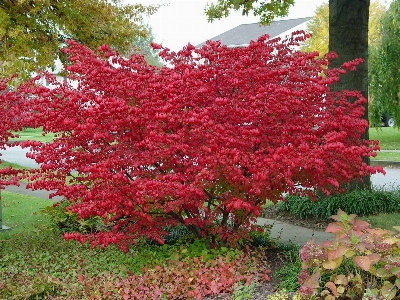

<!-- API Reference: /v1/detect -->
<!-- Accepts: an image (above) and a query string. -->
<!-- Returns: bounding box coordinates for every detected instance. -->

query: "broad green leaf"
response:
[323,256,343,270]
[376,268,391,278]
[380,282,397,300]
[344,249,355,258]
[395,278,400,289]
[337,285,345,294]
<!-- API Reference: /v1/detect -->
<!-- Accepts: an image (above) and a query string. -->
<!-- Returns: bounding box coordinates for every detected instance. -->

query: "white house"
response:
[196,17,309,49]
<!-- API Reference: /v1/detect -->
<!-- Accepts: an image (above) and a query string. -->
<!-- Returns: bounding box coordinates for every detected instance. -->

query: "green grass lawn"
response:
[10,127,54,143]
[359,213,400,230]
[0,191,270,299]
[1,191,52,235]
[0,160,29,170]
[369,127,400,150]
[371,151,400,161]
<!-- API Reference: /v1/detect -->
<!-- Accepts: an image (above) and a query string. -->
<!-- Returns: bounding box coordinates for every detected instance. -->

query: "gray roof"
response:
[196,17,309,48]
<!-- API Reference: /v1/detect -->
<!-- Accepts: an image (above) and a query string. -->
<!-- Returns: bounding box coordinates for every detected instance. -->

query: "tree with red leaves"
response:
[12,32,382,250]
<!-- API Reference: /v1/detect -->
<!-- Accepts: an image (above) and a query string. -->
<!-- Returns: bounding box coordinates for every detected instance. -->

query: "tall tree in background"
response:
[328,0,371,189]
[0,0,159,78]
[301,1,386,55]
[130,26,163,67]
[301,1,388,128]
[205,0,294,24]
[300,3,329,55]
[206,0,373,189]
[369,0,400,127]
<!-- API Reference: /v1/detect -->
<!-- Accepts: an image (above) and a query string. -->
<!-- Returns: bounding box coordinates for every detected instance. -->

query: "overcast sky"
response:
[128,0,327,52]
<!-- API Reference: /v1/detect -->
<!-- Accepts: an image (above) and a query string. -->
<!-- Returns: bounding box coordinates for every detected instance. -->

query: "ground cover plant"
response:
[0,193,274,299]
[2,31,383,251]
[298,209,400,300]
[1,229,273,299]
[2,180,400,299]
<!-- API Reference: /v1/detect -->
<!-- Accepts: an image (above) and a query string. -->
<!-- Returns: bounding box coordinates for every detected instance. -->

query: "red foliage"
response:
[113,254,262,299]
[11,31,382,249]
[0,77,26,186]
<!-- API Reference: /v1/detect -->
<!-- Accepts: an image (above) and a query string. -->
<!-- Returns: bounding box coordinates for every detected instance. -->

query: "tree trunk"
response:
[329,0,371,190]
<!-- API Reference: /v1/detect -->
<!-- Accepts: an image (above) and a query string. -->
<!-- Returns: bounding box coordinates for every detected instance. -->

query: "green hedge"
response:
[280,189,400,219]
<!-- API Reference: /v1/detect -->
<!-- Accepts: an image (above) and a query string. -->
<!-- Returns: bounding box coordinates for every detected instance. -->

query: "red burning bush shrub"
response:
[0,77,26,186]
[11,31,382,250]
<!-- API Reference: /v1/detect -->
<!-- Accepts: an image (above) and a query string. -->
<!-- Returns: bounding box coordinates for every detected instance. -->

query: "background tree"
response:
[328,0,371,189]
[369,0,400,127]
[206,0,374,189]
[11,35,381,250]
[205,0,294,24]
[300,3,329,55]
[130,26,163,67]
[301,1,386,55]
[0,0,159,78]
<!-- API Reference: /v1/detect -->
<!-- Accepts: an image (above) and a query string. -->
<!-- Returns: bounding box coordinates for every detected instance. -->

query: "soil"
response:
[208,206,333,299]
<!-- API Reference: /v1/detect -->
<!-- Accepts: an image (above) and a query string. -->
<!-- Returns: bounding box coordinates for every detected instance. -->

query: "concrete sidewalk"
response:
[257,218,333,246]
[4,182,63,201]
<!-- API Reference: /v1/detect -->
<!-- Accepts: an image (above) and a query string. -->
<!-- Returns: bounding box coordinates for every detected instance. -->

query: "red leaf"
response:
[209,280,219,294]
[326,222,343,234]
[353,256,371,271]
[325,281,338,296]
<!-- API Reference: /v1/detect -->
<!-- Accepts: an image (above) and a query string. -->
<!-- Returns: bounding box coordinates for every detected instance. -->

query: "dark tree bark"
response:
[329,0,371,190]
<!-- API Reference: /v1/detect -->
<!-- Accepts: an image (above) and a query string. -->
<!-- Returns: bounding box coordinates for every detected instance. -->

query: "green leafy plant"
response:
[113,252,269,299]
[0,225,274,299]
[266,289,303,300]
[274,242,302,292]
[40,200,108,234]
[281,189,400,219]
[249,224,275,248]
[298,209,400,299]
[276,260,302,292]
[232,281,257,299]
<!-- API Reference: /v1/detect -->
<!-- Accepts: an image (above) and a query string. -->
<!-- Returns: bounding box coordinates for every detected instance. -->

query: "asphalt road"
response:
[0,145,40,168]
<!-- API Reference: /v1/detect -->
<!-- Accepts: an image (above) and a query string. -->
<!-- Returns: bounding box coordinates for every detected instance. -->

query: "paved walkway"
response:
[4,182,63,201]
[256,218,333,246]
